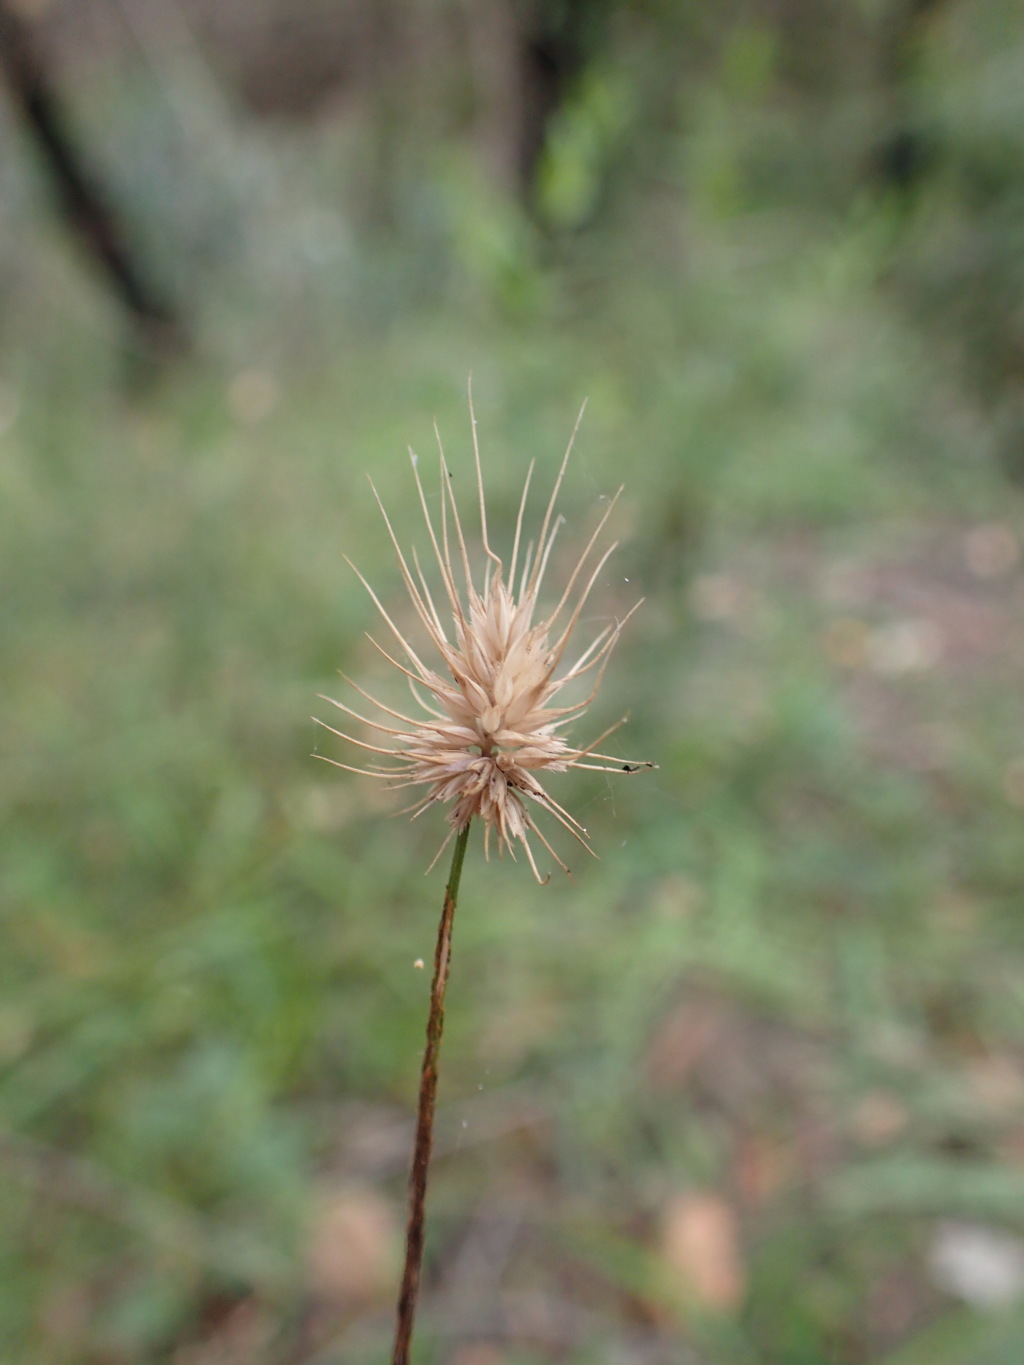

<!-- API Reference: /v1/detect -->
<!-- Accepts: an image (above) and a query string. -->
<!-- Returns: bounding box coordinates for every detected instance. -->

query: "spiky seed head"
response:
[316,397,653,881]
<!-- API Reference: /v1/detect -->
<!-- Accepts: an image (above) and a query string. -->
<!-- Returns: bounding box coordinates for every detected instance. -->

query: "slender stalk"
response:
[391,820,472,1365]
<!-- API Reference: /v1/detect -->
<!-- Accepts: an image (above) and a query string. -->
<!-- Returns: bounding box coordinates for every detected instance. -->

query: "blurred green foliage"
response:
[4,1,1024,1362]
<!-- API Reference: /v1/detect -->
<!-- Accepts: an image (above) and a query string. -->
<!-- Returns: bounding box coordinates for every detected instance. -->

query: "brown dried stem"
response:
[391,819,472,1365]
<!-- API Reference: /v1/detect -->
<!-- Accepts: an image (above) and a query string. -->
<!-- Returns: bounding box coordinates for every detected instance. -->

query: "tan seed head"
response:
[316,396,653,881]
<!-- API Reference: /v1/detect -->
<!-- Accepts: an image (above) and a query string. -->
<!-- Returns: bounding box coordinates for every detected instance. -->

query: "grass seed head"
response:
[316,397,653,881]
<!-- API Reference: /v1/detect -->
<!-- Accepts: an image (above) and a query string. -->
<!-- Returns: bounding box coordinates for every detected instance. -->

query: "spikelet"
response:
[316,398,653,881]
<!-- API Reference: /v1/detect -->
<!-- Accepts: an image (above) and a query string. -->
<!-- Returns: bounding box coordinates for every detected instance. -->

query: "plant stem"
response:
[391,821,472,1365]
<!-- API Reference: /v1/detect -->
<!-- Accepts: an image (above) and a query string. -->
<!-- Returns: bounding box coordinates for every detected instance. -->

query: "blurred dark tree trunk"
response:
[515,0,597,201]
[872,0,948,195]
[0,0,187,356]
[467,0,613,209]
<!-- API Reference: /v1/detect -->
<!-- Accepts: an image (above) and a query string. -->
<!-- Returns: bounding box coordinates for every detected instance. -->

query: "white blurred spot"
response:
[867,619,943,676]
[929,1223,1024,1308]
[413,959,425,970]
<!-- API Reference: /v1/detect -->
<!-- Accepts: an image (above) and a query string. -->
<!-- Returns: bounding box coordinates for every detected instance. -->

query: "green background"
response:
[4,2,1024,1361]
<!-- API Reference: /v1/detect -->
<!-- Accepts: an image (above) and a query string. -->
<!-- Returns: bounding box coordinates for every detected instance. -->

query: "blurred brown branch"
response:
[0,0,188,357]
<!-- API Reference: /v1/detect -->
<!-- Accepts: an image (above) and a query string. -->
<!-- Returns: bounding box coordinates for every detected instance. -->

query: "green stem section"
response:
[391,821,472,1365]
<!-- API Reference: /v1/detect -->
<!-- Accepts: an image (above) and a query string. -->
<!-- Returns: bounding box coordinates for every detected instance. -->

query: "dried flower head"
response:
[317,399,653,881]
